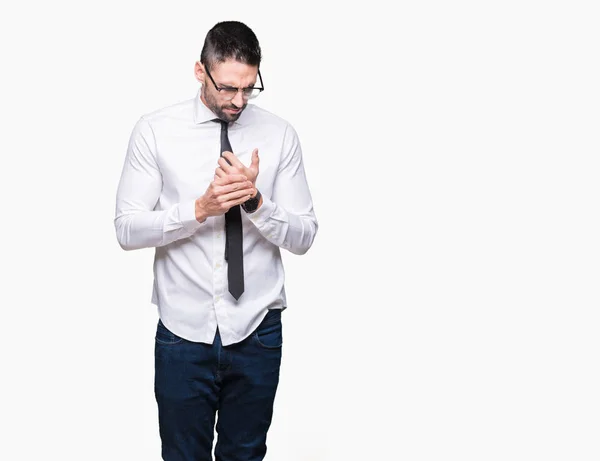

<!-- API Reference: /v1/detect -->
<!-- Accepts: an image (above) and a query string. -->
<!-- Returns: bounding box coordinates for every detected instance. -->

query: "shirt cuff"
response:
[179,199,205,233]
[246,194,276,228]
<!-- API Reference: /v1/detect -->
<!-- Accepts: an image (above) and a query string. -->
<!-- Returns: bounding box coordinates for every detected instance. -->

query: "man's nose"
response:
[232,90,245,107]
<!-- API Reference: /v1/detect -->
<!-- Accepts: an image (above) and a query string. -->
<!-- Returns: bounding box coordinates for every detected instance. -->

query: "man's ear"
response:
[194,61,205,84]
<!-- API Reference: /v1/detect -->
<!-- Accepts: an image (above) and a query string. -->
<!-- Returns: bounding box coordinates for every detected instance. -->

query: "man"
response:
[114,21,318,461]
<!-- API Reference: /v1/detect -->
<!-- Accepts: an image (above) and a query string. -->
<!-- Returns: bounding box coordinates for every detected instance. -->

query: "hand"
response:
[215,149,260,189]
[195,174,255,223]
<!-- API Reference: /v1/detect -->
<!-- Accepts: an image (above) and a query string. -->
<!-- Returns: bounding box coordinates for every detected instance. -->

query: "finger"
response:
[251,148,259,168]
[221,194,254,211]
[213,173,247,186]
[220,150,234,166]
[218,157,238,174]
[219,180,253,194]
[219,188,254,203]
[214,180,250,193]
[214,167,227,179]
[222,151,246,170]
[221,173,247,184]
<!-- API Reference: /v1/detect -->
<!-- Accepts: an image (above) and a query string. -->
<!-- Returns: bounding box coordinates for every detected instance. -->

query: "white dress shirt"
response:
[114,89,318,345]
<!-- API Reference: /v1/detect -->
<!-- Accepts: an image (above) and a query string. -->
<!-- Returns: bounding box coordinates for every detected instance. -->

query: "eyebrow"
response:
[219,82,258,90]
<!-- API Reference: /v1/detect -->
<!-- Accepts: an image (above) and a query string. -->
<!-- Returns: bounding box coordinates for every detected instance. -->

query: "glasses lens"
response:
[221,89,238,100]
[221,88,262,100]
[246,88,262,99]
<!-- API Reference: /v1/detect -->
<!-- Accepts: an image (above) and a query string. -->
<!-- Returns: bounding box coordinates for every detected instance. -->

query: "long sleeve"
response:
[114,117,205,251]
[246,124,318,255]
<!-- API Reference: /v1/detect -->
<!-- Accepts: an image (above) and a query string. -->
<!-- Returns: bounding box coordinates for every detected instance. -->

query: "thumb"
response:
[251,148,260,169]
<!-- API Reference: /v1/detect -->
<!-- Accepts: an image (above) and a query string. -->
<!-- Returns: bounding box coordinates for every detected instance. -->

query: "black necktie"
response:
[215,119,244,300]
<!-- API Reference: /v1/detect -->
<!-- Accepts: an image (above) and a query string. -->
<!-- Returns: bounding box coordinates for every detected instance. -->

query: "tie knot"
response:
[213,118,228,130]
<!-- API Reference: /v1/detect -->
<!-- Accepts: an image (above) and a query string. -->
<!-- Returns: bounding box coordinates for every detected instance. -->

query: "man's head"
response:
[195,21,262,123]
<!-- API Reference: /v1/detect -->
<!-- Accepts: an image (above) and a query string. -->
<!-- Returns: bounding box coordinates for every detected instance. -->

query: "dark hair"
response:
[200,21,261,71]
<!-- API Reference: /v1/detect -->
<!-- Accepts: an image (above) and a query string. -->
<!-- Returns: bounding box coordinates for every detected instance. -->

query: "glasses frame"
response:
[203,64,264,100]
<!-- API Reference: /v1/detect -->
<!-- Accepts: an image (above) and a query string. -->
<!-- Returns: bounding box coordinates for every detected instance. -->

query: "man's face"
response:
[196,59,258,123]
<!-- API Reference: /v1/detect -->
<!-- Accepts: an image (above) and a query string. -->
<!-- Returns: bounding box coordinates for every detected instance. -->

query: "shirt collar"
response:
[193,88,249,126]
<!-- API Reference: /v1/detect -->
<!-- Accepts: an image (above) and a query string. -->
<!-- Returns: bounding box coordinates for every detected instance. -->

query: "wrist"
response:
[242,189,262,214]
[195,198,208,223]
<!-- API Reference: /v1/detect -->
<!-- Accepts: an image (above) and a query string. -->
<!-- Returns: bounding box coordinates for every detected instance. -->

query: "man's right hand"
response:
[195,174,256,223]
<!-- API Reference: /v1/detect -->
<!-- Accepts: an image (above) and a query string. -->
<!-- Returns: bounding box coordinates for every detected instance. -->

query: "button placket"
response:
[212,214,228,306]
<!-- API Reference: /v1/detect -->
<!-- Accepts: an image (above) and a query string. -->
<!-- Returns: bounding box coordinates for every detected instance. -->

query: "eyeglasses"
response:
[204,65,264,100]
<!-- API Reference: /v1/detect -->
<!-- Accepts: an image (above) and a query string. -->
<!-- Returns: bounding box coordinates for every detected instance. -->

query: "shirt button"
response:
[215,295,221,303]
[215,262,221,270]
[217,232,222,239]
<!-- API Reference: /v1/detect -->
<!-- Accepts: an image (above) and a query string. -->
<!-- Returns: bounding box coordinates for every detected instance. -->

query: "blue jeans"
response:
[154,309,283,461]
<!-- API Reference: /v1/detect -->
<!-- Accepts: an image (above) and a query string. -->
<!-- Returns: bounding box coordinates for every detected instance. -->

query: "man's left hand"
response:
[215,149,260,189]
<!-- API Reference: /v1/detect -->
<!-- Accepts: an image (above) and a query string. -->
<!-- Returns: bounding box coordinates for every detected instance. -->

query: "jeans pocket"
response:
[155,319,184,345]
[253,311,283,349]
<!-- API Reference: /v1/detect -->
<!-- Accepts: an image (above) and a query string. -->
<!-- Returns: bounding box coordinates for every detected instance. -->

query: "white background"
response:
[1,1,599,460]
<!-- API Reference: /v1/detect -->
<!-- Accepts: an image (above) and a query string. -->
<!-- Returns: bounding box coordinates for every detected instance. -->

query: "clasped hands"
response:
[195,149,260,223]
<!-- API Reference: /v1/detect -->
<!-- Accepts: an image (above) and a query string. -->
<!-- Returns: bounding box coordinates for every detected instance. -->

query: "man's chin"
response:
[222,107,244,120]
